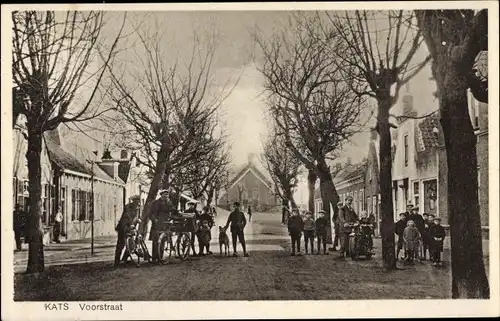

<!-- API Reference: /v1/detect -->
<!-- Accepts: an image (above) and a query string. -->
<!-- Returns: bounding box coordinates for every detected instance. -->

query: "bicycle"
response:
[157,219,193,265]
[124,220,152,267]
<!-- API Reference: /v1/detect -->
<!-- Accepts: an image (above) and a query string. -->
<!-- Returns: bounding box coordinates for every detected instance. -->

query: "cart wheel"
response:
[126,236,139,267]
[177,232,191,261]
[158,235,172,265]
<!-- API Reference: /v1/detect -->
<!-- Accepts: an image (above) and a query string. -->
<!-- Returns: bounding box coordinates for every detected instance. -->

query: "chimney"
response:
[247,153,255,164]
[398,84,417,124]
[98,149,119,180]
[120,149,128,160]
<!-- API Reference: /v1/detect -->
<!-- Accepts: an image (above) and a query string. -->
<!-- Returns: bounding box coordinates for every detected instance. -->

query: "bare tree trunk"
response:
[139,143,169,235]
[307,169,317,213]
[438,68,489,298]
[206,186,215,206]
[317,160,339,243]
[26,130,45,274]
[377,99,397,270]
[284,187,297,209]
[281,198,288,223]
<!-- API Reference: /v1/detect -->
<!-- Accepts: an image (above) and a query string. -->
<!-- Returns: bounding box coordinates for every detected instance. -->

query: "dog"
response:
[218,226,230,256]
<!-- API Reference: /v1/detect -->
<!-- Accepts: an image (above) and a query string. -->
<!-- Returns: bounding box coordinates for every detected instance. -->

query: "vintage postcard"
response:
[1,1,499,320]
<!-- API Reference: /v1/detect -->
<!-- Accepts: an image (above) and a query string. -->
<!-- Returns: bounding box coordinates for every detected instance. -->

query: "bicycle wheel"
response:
[126,236,140,267]
[158,233,173,265]
[176,232,192,261]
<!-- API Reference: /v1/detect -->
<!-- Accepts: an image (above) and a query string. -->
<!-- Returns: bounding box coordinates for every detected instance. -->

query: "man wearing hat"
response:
[114,194,141,266]
[338,195,358,258]
[150,189,176,263]
[223,201,249,257]
[185,201,200,256]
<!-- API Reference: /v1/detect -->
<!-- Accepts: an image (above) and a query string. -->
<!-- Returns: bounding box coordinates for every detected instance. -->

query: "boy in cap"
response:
[395,212,408,260]
[429,217,446,267]
[184,201,200,256]
[114,195,142,266]
[224,201,249,257]
[303,211,315,255]
[287,208,304,256]
[149,189,176,263]
[315,210,329,255]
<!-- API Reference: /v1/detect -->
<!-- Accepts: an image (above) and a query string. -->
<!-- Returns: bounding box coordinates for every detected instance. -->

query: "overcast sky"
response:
[62,11,439,197]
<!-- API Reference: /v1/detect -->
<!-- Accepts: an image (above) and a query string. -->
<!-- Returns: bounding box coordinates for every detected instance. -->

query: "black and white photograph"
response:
[1,2,498,320]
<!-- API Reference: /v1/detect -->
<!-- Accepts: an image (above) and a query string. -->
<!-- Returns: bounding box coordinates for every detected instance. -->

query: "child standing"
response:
[303,211,315,255]
[315,210,329,255]
[429,217,446,267]
[287,208,304,256]
[403,220,421,265]
[395,213,408,260]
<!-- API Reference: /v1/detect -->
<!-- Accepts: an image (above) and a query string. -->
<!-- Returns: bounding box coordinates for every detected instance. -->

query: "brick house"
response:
[218,155,279,212]
[314,162,367,216]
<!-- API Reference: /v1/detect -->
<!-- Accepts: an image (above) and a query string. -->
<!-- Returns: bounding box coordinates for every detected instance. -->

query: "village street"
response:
[14,209,489,301]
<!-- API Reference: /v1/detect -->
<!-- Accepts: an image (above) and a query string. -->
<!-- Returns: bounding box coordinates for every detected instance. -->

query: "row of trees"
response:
[12,11,232,273]
[257,10,489,298]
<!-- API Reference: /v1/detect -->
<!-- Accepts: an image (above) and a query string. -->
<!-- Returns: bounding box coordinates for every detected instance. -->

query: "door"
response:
[423,179,438,216]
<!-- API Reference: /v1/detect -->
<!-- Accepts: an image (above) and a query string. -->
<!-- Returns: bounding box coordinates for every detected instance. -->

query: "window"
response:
[79,190,87,221]
[42,184,49,225]
[71,189,79,221]
[373,195,378,215]
[367,196,371,214]
[353,190,358,212]
[87,191,93,221]
[413,181,420,208]
[404,134,409,167]
[16,179,29,211]
[61,187,67,220]
[359,189,364,211]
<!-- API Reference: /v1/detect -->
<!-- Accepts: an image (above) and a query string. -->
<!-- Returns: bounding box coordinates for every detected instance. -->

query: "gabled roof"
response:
[44,129,125,184]
[226,162,273,192]
[333,161,367,185]
[417,113,442,151]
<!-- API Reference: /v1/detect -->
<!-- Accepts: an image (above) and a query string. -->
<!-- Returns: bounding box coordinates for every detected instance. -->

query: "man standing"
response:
[149,189,176,263]
[13,204,25,252]
[338,195,358,258]
[53,206,63,243]
[247,205,252,222]
[114,195,141,266]
[185,201,200,256]
[224,201,249,257]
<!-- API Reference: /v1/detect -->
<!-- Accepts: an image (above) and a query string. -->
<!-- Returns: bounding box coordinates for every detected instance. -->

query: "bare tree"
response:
[106,19,237,234]
[261,126,302,211]
[254,14,368,241]
[415,9,488,298]
[314,10,430,270]
[12,11,126,273]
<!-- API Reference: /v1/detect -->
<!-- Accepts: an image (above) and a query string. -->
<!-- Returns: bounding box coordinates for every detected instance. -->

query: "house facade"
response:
[218,155,279,212]
[364,130,381,235]
[13,121,128,243]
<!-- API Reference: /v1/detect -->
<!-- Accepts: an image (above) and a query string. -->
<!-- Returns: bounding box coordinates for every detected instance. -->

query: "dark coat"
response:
[116,202,139,232]
[288,215,304,234]
[149,198,176,240]
[315,217,328,235]
[395,219,408,237]
[225,209,247,232]
[338,205,358,233]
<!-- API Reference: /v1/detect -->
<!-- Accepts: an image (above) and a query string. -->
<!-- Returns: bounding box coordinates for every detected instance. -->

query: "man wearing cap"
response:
[429,217,446,266]
[315,210,329,255]
[114,195,141,266]
[150,189,176,263]
[338,195,358,258]
[184,201,200,256]
[223,201,249,257]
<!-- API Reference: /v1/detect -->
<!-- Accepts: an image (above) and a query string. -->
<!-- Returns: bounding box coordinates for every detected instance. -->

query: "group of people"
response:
[114,189,219,267]
[395,203,446,266]
[287,208,329,255]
